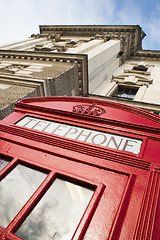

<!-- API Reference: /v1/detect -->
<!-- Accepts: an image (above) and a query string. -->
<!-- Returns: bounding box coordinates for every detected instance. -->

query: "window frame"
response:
[0,155,104,240]
[111,84,139,100]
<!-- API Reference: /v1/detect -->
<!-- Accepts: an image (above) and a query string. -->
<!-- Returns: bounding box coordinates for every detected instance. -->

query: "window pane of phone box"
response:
[0,164,47,228]
[16,178,94,240]
[0,157,11,171]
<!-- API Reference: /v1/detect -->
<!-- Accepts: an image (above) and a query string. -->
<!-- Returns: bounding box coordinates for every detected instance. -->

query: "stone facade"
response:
[0,50,86,119]
[0,25,160,118]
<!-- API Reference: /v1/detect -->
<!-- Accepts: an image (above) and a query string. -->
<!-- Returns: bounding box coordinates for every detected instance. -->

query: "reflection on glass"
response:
[0,164,47,228]
[16,178,94,240]
[0,158,10,171]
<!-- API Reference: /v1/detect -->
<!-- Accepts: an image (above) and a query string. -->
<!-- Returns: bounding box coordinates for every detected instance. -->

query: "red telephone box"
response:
[0,96,160,240]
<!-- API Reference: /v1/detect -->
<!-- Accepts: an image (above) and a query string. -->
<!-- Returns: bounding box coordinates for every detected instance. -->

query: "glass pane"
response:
[0,158,10,171]
[16,178,94,240]
[113,87,138,100]
[0,164,47,228]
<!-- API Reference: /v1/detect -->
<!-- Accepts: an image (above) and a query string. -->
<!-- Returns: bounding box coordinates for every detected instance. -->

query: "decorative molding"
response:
[32,35,80,53]
[72,104,106,116]
[38,25,146,65]
[134,170,160,239]
[134,50,160,60]
[111,74,153,86]
[0,50,88,97]
[39,25,145,39]
[124,69,150,76]
[0,62,30,74]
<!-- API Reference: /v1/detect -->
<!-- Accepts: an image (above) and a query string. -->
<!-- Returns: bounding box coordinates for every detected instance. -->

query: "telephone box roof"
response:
[15,96,160,129]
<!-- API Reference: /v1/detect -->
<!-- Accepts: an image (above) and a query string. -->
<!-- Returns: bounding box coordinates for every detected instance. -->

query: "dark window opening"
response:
[112,86,138,100]
[133,65,148,71]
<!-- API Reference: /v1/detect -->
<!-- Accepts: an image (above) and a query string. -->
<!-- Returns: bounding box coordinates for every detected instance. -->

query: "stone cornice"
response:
[38,25,146,64]
[133,50,160,60]
[0,49,88,97]
[39,25,145,39]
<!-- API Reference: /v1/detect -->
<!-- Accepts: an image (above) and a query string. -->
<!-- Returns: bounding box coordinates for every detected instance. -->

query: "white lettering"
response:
[16,117,142,154]
[24,118,38,128]
[51,124,68,136]
[32,120,49,131]
[63,127,79,138]
[76,130,92,142]
[91,134,107,145]
[122,139,138,153]
[106,136,123,150]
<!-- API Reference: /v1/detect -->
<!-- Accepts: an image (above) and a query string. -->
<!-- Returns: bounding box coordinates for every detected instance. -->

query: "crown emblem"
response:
[72,104,106,116]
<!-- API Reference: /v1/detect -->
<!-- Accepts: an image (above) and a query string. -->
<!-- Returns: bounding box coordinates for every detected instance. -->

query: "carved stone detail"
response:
[0,63,29,74]
[91,33,121,42]
[31,33,61,42]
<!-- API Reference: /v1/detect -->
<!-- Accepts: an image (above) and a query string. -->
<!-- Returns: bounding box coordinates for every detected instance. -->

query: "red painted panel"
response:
[0,140,150,239]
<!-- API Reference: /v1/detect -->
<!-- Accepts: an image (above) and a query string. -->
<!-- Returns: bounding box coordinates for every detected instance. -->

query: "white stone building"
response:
[0,25,160,118]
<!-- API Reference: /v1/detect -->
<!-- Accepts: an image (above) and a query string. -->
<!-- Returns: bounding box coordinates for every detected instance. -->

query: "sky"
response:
[0,0,160,50]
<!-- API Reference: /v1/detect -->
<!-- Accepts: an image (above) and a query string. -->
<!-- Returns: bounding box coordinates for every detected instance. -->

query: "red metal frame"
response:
[0,96,160,239]
[0,156,105,240]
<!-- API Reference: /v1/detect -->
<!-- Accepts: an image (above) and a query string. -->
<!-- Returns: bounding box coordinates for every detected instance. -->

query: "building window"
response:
[111,86,138,100]
[133,65,148,71]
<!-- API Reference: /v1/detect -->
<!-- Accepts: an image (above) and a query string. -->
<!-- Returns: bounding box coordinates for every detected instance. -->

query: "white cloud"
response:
[143,17,160,50]
[0,0,39,45]
[0,0,159,50]
[139,1,160,50]
[108,0,160,50]
[37,0,116,25]
[0,0,117,45]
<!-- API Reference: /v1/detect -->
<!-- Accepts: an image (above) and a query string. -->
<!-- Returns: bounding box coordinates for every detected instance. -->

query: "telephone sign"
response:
[16,116,142,154]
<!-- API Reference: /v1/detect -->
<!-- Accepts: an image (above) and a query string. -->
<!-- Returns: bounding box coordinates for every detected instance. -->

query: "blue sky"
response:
[0,0,160,50]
